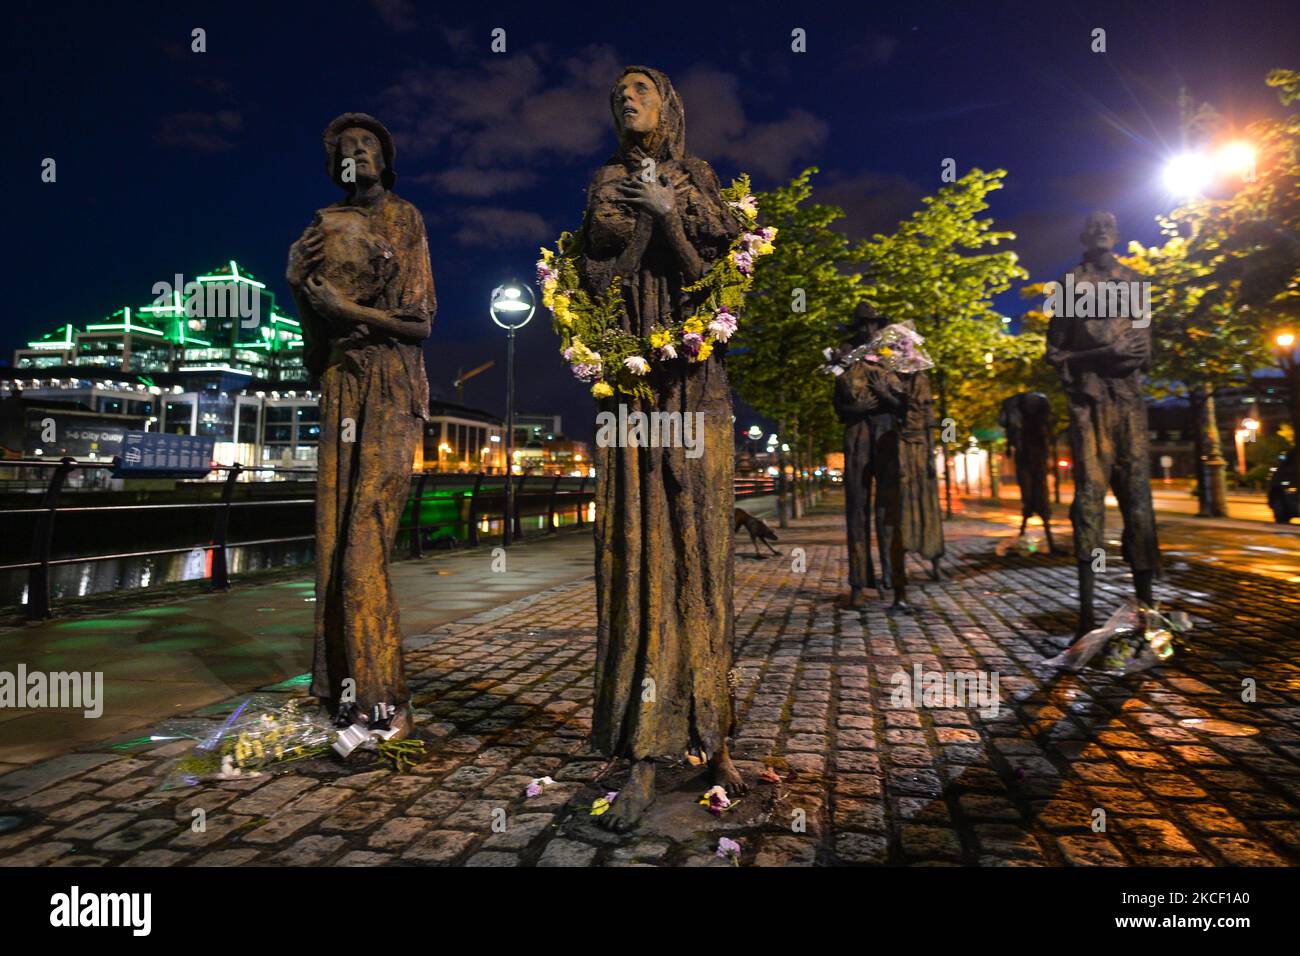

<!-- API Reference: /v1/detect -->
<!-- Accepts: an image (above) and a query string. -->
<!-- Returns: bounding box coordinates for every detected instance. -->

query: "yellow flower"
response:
[684,316,706,334]
[880,346,893,357]
[755,240,774,256]
[539,247,554,264]
[650,329,672,349]
[592,381,613,399]
[695,339,714,362]
[552,295,572,326]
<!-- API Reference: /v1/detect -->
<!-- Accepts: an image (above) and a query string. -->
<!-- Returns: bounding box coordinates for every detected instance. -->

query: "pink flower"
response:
[716,837,741,863]
[732,250,754,275]
[708,309,737,342]
[682,332,704,357]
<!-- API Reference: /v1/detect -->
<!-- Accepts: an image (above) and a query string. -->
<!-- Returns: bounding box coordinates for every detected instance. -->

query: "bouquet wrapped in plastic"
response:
[820,323,935,376]
[161,697,335,789]
[1048,603,1193,675]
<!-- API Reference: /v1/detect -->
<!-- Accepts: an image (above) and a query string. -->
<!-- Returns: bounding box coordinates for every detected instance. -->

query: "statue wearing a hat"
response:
[287,113,433,740]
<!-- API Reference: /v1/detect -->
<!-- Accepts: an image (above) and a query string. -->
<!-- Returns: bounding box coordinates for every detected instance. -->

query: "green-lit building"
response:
[4,261,321,470]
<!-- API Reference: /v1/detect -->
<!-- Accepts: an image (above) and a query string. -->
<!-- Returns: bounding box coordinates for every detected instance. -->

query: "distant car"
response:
[1268,450,1299,524]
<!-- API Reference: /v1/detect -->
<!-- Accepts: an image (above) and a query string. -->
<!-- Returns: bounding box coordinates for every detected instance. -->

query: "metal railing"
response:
[2,459,776,620]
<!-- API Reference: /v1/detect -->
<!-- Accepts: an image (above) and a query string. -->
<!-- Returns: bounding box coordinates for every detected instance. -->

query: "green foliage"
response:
[727,167,870,462]
[859,168,1030,436]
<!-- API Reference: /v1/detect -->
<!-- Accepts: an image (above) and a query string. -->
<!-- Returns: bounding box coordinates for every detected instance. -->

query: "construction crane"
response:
[454,360,495,403]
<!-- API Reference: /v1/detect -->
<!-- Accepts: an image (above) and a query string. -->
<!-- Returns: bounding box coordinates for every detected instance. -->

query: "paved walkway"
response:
[2,499,1299,866]
[0,531,597,771]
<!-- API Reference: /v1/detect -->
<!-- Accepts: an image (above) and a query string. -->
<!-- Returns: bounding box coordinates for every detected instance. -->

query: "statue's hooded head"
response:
[610,66,686,163]
[323,112,397,192]
[1080,211,1119,255]
[843,301,887,343]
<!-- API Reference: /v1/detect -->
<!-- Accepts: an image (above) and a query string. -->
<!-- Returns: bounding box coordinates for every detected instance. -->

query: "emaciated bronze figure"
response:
[581,66,747,831]
[286,113,433,739]
[833,308,944,612]
[999,391,1056,551]
[1046,212,1158,635]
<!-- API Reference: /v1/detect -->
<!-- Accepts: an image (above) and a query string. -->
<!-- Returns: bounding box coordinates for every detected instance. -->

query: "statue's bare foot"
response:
[840,588,868,609]
[709,747,748,798]
[598,759,655,833]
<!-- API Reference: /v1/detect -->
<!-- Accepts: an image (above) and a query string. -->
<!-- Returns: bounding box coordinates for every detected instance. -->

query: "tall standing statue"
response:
[580,67,747,831]
[1046,211,1158,635]
[832,303,891,607]
[876,358,945,611]
[830,312,944,612]
[999,391,1056,551]
[286,113,433,739]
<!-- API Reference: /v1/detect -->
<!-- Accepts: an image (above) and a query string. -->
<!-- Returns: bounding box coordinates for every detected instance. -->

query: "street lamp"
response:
[491,280,535,546]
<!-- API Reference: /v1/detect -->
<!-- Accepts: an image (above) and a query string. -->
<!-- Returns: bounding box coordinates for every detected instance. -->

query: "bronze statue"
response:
[581,66,747,831]
[832,308,944,612]
[999,391,1056,551]
[286,113,433,739]
[1046,212,1158,635]
[876,363,945,611]
[832,303,891,607]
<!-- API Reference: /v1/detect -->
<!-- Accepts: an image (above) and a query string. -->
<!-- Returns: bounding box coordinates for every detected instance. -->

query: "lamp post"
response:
[490,280,535,546]
[1275,331,1299,451]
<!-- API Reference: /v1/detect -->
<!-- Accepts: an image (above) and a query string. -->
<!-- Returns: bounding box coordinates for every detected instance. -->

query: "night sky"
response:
[8,0,1298,442]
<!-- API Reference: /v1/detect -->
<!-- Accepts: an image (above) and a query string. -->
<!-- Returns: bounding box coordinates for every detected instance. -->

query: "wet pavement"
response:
[1,495,1298,867]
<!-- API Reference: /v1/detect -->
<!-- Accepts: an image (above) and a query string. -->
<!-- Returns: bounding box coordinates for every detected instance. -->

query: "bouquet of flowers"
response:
[1048,603,1193,675]
[160,697,335,789]
[820,323,934,376]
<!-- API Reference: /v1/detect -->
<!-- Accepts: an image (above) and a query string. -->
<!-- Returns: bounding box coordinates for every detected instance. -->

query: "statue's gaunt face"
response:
[338,126,385,186]
[617,72,661,135]
[1080,214,1118,255]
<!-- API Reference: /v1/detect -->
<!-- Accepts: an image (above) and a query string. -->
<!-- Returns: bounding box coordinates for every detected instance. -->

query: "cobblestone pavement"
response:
[2,505,1299,867]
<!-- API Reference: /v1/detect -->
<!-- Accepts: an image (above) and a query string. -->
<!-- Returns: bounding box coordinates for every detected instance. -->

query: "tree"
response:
[728,167,869,519]
[859,168,1031,513]
[1180,69,1300,445]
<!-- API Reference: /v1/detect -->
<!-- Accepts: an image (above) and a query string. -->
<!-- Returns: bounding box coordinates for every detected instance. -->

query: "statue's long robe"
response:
[999,392,1054,522]
[289,191,433,720]
[1046,255,1158,571]
[884,371,945,562]
[579,68,743,760]
[833,358,895,589]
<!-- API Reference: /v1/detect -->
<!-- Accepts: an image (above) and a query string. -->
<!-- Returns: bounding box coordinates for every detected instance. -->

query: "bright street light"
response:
[1163,151,1214,197]
[1217,140,1256,180]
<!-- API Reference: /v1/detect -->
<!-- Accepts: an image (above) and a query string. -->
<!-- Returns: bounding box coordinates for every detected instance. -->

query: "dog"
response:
[735,507,780,558]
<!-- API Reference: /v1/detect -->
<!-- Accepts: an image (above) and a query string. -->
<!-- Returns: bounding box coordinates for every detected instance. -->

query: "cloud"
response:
[382,50,830,195]
[818,170,926,241]
[371,0,417,32]
[452,206,551,248]
[154,110,242,152]
[675,66,828,183]
[381,45,623,194]
[411,167,541,197]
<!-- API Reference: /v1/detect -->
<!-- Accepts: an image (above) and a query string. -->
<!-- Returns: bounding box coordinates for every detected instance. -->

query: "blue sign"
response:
[113,431,215,478]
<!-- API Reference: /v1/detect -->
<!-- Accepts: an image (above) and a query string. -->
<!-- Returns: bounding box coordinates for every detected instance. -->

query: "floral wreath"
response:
[538,174,775,400]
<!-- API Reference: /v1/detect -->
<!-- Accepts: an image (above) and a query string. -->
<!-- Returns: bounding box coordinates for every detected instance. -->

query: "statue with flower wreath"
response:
[538,66,774,832]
